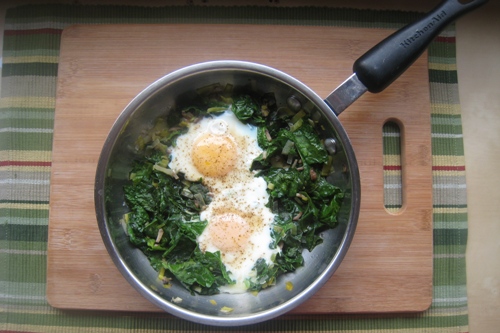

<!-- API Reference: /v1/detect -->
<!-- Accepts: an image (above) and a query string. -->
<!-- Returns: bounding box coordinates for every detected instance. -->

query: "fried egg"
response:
[168,110,280,293]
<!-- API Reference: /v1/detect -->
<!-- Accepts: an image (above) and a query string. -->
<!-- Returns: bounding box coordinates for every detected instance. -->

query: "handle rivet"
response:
[325,138,337,154]
[287,95,302,112]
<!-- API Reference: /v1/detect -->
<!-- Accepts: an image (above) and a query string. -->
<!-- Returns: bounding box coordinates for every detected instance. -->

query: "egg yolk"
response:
[191,133,238,178]
[208,213,250,252]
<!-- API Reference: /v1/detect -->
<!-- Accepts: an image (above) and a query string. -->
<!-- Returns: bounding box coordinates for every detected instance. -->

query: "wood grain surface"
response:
[47,24,433,314]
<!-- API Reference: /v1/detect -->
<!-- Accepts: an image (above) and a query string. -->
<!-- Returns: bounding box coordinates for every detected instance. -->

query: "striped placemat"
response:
[0,4,467,332]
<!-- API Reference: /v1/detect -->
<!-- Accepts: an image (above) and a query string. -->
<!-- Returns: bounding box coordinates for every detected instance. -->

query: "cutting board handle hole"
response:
[383,120,404,214]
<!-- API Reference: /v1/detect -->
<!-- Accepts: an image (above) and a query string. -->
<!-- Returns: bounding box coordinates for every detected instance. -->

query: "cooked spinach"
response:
[231,95,268,126]
[164,250,233,295]
[238,93,344,291]
[124,152,234,294]
[123,86,344,295]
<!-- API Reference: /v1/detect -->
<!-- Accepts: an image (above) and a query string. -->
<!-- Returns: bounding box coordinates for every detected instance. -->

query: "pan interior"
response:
[95,62,359,325]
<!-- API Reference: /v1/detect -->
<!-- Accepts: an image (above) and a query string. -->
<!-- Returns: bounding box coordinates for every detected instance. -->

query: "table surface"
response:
[0,1,498,332]
[47,23,433,314]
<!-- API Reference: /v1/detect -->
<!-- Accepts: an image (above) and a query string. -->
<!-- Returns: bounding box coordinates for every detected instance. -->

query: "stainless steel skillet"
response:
[95,0,488,326]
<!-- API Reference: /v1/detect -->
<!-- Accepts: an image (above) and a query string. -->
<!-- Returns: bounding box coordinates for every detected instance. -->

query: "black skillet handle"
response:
[353,0,488,93]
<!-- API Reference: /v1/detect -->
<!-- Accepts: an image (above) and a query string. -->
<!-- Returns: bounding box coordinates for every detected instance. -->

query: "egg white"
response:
[169,110,261,186]
[198,177,279,293]
[168,110,280,293]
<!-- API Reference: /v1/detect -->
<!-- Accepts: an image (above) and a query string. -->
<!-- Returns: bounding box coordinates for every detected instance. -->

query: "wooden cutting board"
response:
[47,24,433,314]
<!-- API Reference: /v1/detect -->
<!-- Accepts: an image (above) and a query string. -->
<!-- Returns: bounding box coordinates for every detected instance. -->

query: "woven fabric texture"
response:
[0,4,468,332]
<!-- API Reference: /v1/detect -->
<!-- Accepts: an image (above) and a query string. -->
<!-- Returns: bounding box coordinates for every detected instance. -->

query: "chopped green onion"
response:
[265,129,272,141]
[296,192,308,201]
[194,193,206,208]
[181,188,194,198]
[261,104,270,117]
[196,82,222,95]
[150,138,168,152]
[291,109,306,124]
[155,228,164,244]
[135,135,149,151]
[153,164,179,179]
[171,297,183,304]
[220,95,233,104]
[220,306,234,313]
[156,156,169,168]
[289,118,303,132]
[281,140,295,155]
[158,267,166,280]
[321,155,334,176]
[207,106,228,113]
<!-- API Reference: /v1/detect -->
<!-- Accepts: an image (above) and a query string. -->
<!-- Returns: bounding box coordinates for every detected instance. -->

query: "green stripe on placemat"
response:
[0,4,468,332]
